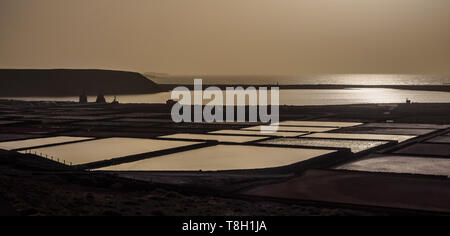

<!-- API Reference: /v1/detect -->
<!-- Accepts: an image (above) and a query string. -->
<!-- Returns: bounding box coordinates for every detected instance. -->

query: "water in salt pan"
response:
[260,138,388,153]
[338,127,435,136]
[426,136,450,144]
[159,133,264,143]
[209,129,307,137]
[395,143,450,157]
[0,134,40,142]
[20,138,202,165]
[360,123,449,129]
[95,145,337,171]
[336,155,450,177]
[303,133,415,143]
[278,121,362,127]
[0,136,92,151]
[242,125,336,132]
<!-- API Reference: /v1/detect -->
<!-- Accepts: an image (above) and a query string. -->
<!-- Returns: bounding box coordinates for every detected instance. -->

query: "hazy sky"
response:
[1,0,450,75]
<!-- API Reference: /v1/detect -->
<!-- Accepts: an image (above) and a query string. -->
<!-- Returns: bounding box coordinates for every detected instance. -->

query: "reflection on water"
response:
[0,136,92,151]
[260,138,388,153]
[279,88,450,105]
[96,145,337,171]
[152,74,450,86]
[21,138,201,165]
[4,88,450,105]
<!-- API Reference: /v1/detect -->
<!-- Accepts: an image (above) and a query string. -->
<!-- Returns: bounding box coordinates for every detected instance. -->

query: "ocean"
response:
[4,88,450,106]
[2,75,450,105]
[150,74,450,85]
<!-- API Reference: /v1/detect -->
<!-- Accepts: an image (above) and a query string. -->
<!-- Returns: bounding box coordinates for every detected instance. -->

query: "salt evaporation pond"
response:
[259,138,388,153]
[304,133,415,143]
[20,138,202,165]
[0,136,92,151]
[159,133,265,143]
[242,125,336,132]
[96,145,337,171]
[336,155,450,177]
[209,129,307,137]
[427,136,450,144]
[278,121,362,127]
[339,127,435,136]
[360,123,449,129]
[0,134,41,142]
[395,143,450,157]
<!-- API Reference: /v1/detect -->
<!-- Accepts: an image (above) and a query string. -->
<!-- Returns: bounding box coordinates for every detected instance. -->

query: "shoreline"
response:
[0,84,448,99]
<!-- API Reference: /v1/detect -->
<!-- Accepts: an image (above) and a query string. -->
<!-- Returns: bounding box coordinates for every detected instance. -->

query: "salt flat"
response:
[0,136,92,151]
[336,155,450,177]
[20,138,202,165]
[260,138,388,153]
[96,145,337,171]
[209,129,307,137]
[242,125,336,132]
[278,121,362,127]
[303,133,415,143]
[159,133,265,143]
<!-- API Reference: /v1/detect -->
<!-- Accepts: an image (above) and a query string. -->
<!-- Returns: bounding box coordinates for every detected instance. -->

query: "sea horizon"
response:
[150,74,450,86]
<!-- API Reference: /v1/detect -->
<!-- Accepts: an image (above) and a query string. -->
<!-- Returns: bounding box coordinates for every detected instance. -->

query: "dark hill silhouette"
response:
[0,69,160,96]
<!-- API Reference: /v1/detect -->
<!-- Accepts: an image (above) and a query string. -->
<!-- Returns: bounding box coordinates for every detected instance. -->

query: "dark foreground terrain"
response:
[0,151,376,216]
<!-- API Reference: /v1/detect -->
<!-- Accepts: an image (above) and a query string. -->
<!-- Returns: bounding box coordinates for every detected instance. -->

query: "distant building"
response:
[79,94,88,104]
[96,94,106,103]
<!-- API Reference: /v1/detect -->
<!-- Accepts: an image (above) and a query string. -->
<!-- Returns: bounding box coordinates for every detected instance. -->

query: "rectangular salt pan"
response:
[0,134,41,142]
[242,125,336,132]
[159,133,264,143]
[278,121,362,127]
[260,138,388,153]
[209,129,307,137]
[338,127,435,136]
[20,138,202,165]
[426,136,450,144]
[336,155,450,177]
[395,143,450,157]
[360,123,449,129]
[96,145,337,171]
[0,136,92,151]
[303,133,414,143]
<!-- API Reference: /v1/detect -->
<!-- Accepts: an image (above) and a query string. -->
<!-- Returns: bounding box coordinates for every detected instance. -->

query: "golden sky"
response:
[1,0,450,75]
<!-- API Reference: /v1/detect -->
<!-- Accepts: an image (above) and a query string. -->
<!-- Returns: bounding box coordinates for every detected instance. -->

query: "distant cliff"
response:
[0,69,161,96]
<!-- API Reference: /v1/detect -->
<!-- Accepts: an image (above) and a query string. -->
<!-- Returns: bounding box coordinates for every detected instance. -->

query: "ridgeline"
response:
[0,69,161,96]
